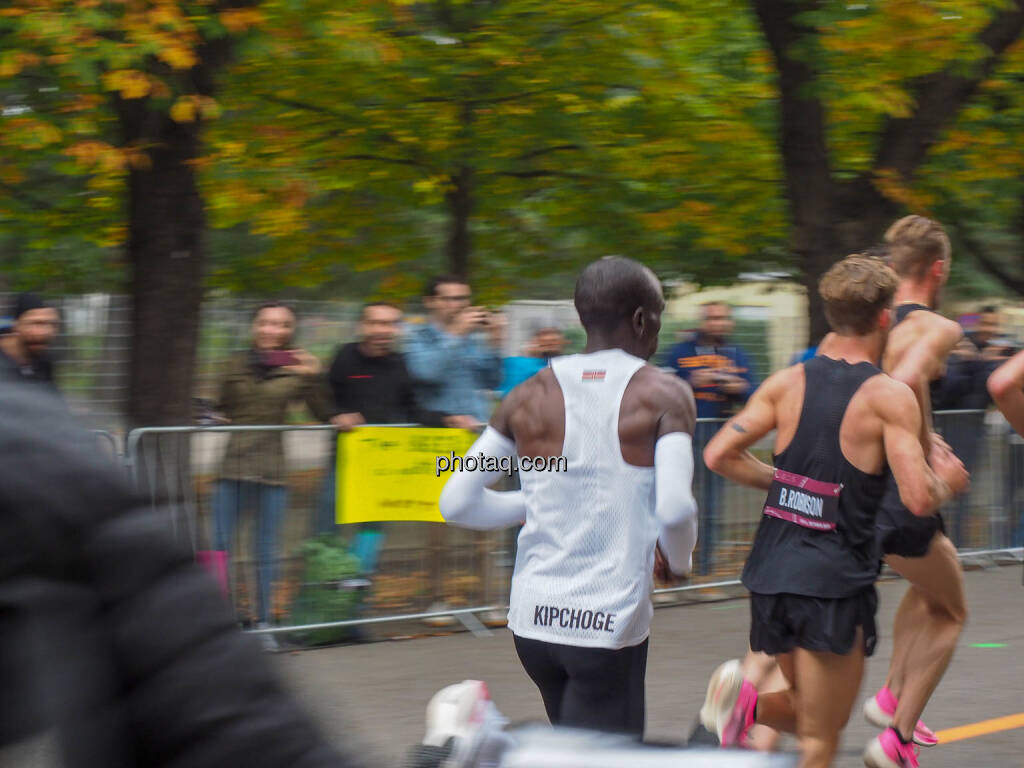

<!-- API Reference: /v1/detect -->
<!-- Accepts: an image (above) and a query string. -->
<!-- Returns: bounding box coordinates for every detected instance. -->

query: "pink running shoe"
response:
[863,687,939,747]
[699,659,757,748]
[864,727,921,768]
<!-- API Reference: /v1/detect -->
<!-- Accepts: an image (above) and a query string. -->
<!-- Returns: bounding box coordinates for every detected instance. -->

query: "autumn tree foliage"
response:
[1,0,262,425]
[5,0,1024,425]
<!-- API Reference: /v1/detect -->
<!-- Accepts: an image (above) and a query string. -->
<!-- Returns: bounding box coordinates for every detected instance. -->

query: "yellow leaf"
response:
[220,8,265,33]
[102,70,152,100]
[170,98,198,123]
[159,44,198,71]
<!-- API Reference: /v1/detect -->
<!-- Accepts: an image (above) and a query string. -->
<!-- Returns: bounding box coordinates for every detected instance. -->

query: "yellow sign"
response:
[335,427,478,524]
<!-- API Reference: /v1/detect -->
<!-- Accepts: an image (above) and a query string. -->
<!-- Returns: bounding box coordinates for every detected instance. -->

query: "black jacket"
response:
[0,382,365,768]
[0,346,57,391]
[324,342,446,426]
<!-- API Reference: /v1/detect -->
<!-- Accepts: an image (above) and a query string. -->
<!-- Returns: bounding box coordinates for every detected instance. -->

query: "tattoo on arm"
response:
[731,422,747,433]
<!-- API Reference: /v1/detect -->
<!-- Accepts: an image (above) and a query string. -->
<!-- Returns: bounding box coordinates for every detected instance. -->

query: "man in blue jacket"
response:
[662,301,756,576]
[405,275,505,426]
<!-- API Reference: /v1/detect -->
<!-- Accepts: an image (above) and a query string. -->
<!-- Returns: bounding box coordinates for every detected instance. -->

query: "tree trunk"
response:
[446,164,473,279]
[753,0,1024,344]
[796,180,900,343]
[122,112,205,427]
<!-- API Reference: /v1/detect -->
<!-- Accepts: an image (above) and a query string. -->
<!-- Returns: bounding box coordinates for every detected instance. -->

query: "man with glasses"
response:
[405,275,506,623]
[406,275,505,428]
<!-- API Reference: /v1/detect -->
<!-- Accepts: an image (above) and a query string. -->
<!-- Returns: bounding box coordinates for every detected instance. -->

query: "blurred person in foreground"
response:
[406,275,505,428]
[663,301,757,576]
[0,380,364,768]
[498,325,568,396]
[316,301,451,567]
[0,292,60,390]
[699,256,966,768]
[439,256,699,738]
[211,301,323,646]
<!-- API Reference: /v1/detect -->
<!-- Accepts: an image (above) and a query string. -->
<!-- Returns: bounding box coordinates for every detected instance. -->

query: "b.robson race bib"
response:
[762,468,841,531]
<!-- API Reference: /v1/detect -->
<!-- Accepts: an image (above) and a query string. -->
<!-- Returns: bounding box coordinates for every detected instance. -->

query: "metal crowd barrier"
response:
[122,411,1024,641]
[124,424,512,640]
[91,429,122,462]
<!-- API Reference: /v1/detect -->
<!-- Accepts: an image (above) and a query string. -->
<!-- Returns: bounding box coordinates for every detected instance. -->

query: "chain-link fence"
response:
[1,292,799,433]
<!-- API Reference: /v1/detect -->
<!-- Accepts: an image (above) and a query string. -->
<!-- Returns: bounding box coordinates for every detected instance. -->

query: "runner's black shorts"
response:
[876,502,945,559]
[749,587,878,658]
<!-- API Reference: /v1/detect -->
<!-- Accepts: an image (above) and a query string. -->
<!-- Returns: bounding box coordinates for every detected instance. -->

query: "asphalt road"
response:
[276,564,1024,767]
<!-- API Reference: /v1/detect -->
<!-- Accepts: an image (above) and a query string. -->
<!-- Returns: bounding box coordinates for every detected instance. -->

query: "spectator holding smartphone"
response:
[405,276,504,622]
[405,275,505,427]
[211,301,322,646]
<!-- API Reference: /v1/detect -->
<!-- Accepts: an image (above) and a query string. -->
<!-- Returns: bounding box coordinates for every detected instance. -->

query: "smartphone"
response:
[261,350,299,367]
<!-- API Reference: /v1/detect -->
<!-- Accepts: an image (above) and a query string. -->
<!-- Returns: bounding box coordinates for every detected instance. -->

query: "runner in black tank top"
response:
[695,256,967,768]
[743,356,885,658]
[860,222,970,767]
[875,304,946,559]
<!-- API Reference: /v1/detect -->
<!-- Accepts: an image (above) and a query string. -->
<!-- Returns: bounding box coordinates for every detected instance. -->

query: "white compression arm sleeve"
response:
[654,432,698,577]
[439,426,528,530]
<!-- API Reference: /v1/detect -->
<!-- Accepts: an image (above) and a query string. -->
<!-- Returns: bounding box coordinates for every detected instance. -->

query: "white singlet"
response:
[507,348,659,650]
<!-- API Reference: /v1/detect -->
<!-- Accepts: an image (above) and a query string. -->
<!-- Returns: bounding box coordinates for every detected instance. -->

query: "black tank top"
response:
[742,356,887,597]
[894,302,930,325]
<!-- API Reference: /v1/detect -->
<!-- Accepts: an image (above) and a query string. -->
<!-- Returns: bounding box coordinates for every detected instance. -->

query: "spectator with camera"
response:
[210,301,323,648]
[405,275,505,427]
[662,301,756,576]
[405,276,504,623]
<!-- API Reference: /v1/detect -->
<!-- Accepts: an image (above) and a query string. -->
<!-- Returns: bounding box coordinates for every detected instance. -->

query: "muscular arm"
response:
[880,381,954,517]
[703,370,784,491]
[988,350,1024,435]
[888,318,963,449]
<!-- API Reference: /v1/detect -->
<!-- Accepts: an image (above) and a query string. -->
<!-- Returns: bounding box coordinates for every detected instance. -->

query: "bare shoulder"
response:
[756,363,802,399]
[908,310,963,344]
[627,365,696,421]
[864,373,917,421]
[633,364,693,400]
[503,368,557,409]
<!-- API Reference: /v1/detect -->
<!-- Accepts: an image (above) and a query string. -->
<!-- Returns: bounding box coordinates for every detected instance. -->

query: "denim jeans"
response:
[316,462,339,536]
[212,479,287,624]
[316,463,384,574]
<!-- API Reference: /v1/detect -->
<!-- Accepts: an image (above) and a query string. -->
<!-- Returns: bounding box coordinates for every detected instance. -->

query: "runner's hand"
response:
[930,442,969,497]
[653,543,688,585]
